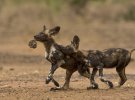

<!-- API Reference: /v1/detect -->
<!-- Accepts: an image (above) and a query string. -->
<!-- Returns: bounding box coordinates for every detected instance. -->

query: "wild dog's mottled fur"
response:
[33,25,89,90]
[32,25,135,90]
[78,48,135,89]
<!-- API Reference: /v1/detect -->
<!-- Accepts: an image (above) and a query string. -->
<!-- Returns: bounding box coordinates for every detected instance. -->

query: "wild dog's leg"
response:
[50,69,76,91]
[46,63,59,85]
[46,60,65,85]
[98,68,113,88]
[62,69,76,89]
[116,54,130,87]
[77,64,90,79]
[87,68,98,89]
[116,67,127,87]
[82,68,90,78]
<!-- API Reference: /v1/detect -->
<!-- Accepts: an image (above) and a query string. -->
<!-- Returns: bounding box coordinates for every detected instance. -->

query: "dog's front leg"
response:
[99,68,113,88]
[87,68,98,89]
[46,63,59,86]
[77,64,90,78]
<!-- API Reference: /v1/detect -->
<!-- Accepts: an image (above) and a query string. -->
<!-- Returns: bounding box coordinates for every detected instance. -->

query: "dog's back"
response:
[102,48,130,68]
[86,48,131,68]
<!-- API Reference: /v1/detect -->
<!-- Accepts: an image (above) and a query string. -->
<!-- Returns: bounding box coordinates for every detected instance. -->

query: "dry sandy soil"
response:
[0,36,135,100]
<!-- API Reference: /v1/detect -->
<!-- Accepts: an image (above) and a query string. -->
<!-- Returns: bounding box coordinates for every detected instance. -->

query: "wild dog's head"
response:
[34,25,60,42]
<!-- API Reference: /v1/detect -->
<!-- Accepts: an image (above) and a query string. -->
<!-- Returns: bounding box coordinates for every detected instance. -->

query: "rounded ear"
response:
[43,25,46,32]
[71,35,80,50]
[73,35,80,43]
[49,26,60,36]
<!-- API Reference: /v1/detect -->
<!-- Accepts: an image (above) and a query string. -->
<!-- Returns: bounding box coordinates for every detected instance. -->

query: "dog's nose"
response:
[34,36,36,39]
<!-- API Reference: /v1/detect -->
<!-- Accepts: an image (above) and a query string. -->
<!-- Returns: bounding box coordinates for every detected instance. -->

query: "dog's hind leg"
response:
[62,69,76,89]
[116,67,127,87]
[81,68,90,79]
[87,68,99,89]
[50,69,76,91]
[116,55,130,87]
[98,68,113,88]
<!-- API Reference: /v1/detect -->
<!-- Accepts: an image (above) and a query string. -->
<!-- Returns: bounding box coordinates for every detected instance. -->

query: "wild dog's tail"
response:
[130,49,135,54]
[129,49,135,62]
[129,49,135,58]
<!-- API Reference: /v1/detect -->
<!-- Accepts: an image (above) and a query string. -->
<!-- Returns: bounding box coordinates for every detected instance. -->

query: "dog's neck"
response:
[43,38,56,54]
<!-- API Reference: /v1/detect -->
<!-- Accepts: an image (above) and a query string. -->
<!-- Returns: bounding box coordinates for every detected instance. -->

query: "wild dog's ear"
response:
[49,26,60,36]
[73,35,80,44]
[42,25,46,32]
[71,35,80,50]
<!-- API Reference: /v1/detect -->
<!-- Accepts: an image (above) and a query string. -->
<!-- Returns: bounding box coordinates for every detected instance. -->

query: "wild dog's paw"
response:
[50,86,69,91]
[45,77,52,84]
[50,87,63,91]
[107,81,114,89]
[87,83,99,90]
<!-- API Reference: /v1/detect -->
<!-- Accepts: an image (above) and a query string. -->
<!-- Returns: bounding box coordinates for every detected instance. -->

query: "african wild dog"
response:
[30,25,135,90]
[77,48,135,89]
[31,25,90,90]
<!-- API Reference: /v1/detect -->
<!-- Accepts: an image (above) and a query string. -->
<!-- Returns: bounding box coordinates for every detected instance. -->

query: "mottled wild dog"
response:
[29,26,135,90]
[31,25,90,90]
[78,48,135,89]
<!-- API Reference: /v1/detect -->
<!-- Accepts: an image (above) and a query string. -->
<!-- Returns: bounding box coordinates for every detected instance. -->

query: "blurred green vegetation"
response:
[45,0,64,11]
[123,5,135,21]
[1,0,135,21]
[69,0,88,8]
[10,0,89,12]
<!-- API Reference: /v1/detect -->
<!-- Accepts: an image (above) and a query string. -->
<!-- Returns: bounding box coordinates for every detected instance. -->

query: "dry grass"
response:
[0,0,135,48]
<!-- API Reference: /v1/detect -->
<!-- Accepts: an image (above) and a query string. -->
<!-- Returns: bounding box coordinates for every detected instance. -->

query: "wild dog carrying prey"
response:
[29,25,135,90]
[29,25,90,90]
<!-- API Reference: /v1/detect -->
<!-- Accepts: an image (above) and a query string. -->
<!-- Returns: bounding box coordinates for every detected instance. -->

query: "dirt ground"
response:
[0,37,135,100]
